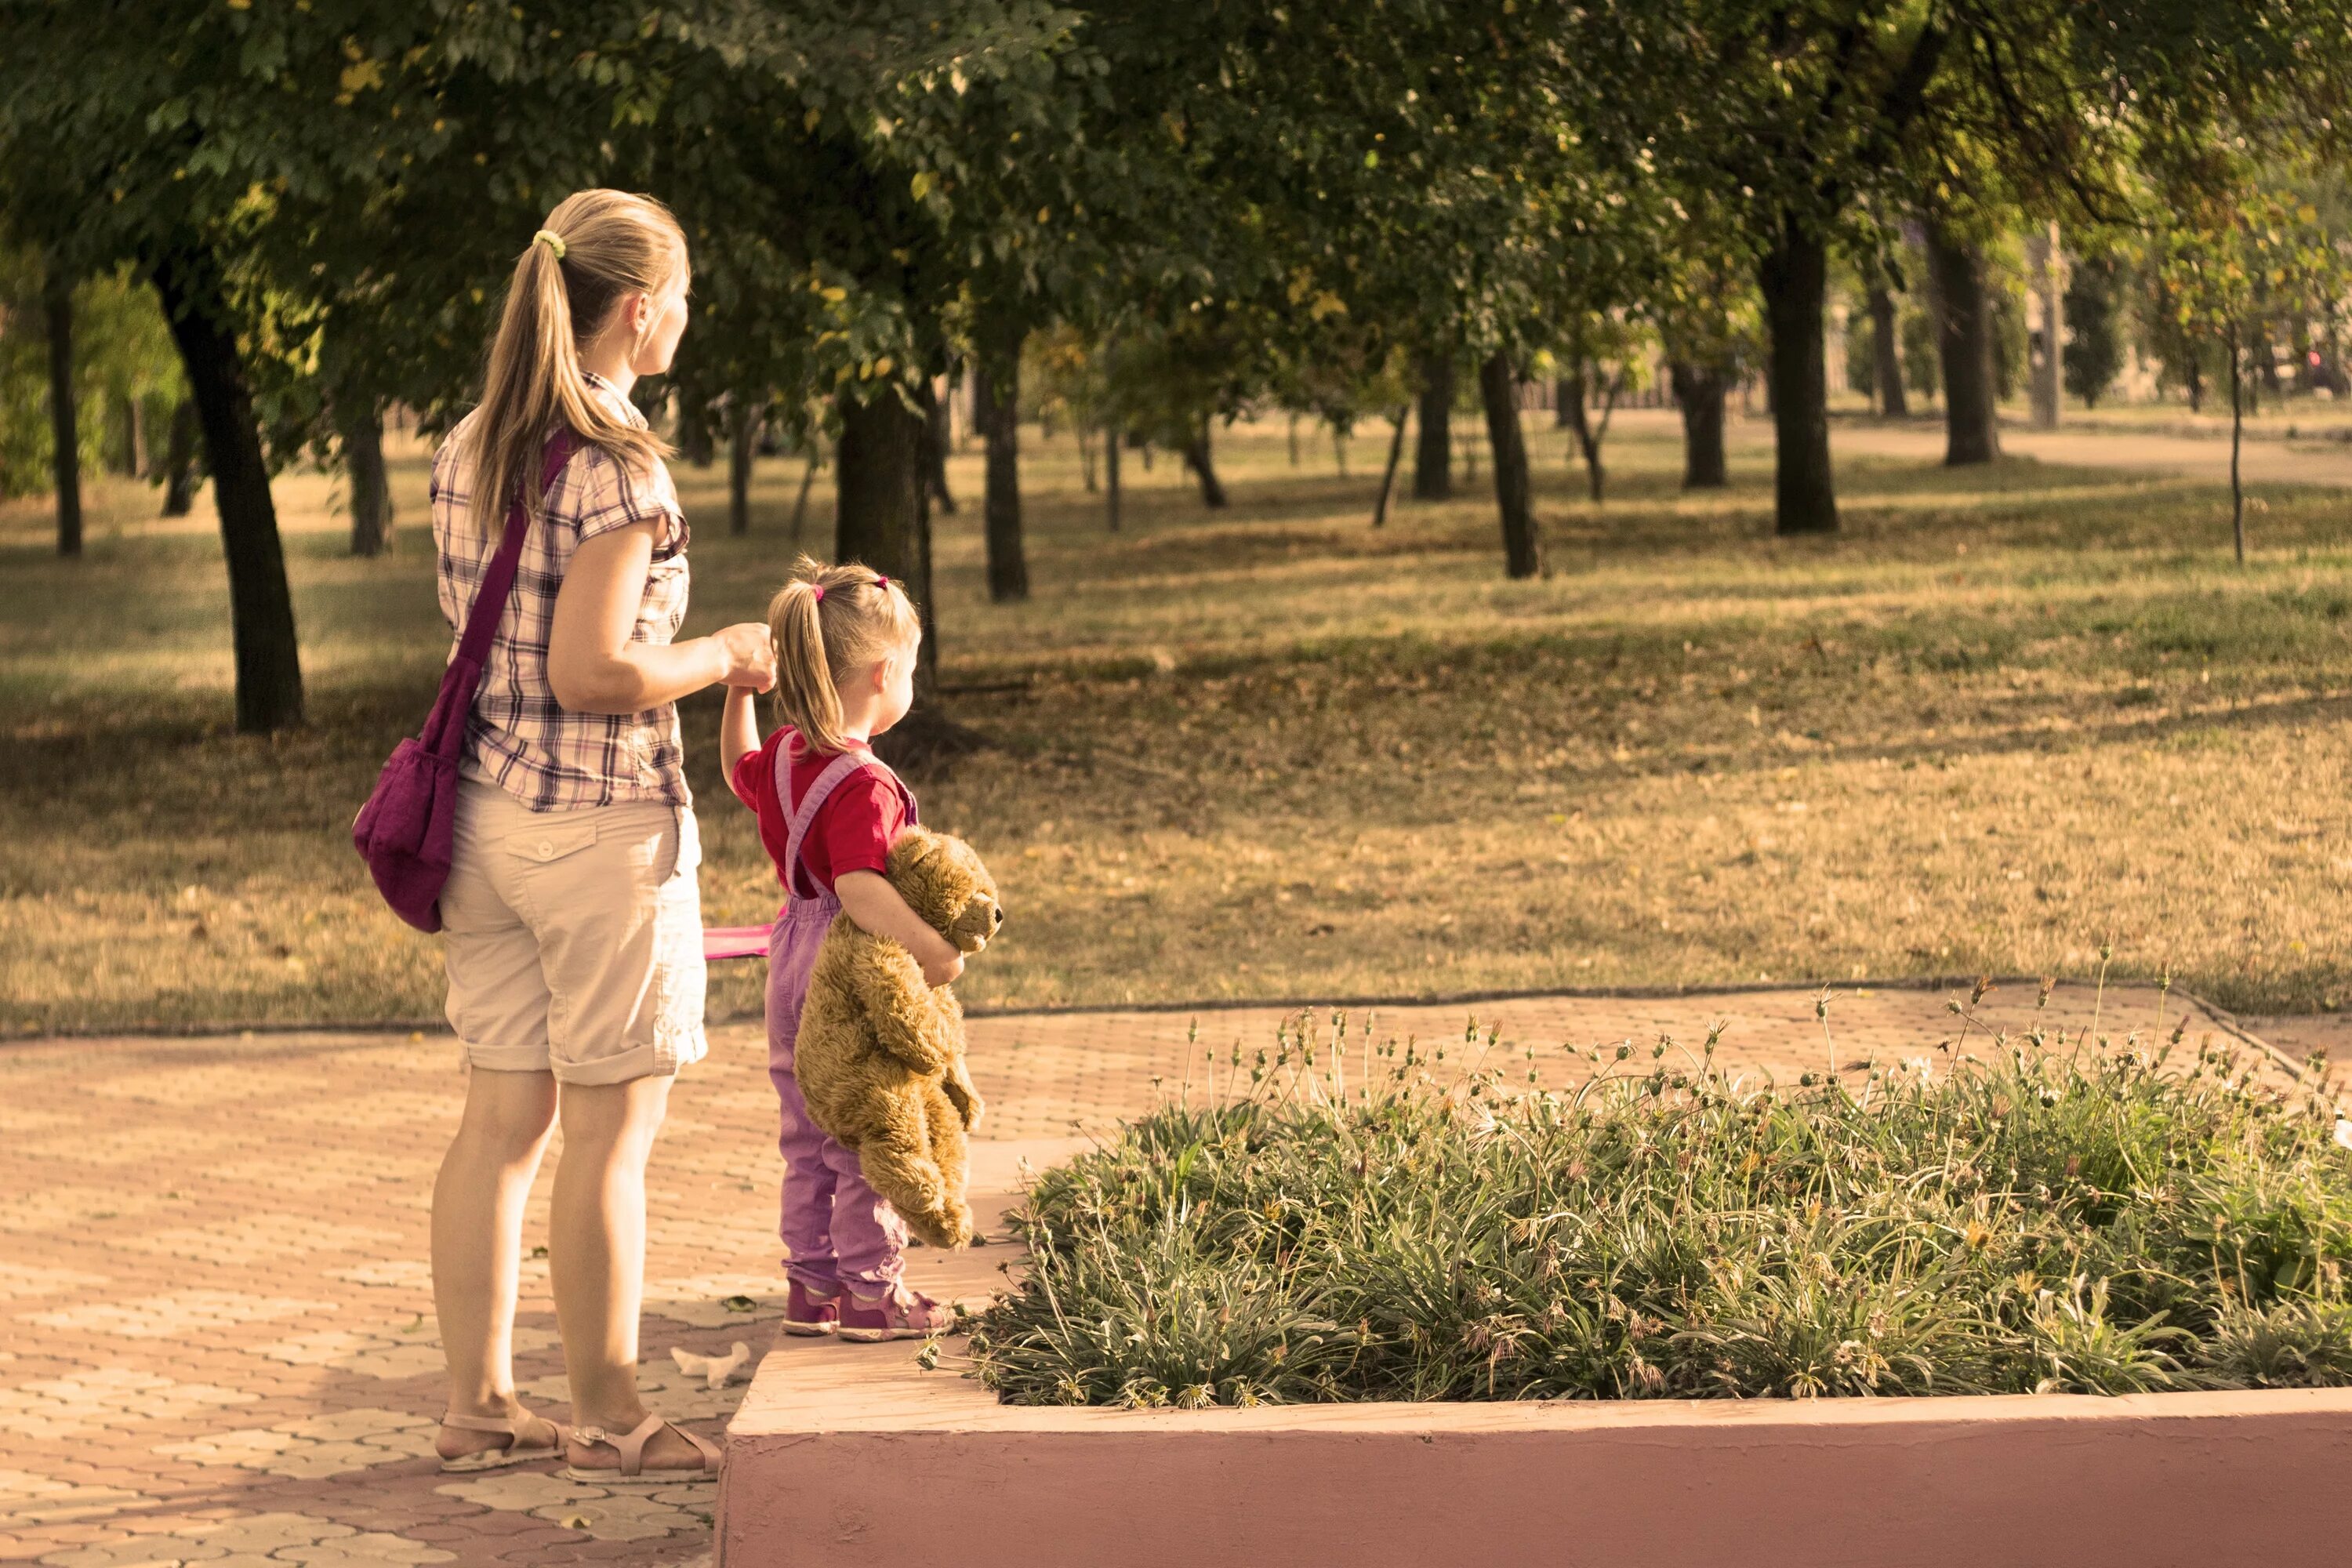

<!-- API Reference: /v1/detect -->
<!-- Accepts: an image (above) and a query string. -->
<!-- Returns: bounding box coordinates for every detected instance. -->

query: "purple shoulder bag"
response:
[353,433,578,932]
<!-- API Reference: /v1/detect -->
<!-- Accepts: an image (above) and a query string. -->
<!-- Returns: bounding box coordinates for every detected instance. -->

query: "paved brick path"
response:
[1,982,2331,1566]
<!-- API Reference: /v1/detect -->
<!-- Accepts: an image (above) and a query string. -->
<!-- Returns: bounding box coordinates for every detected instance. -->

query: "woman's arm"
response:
[548,521,775,713]
[837,869,964,989]
[720,687,762,779]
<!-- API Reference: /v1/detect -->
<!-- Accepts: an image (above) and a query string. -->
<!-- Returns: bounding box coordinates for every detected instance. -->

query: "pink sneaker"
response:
[782,1279,839,1337]
[836,1285,955,1342]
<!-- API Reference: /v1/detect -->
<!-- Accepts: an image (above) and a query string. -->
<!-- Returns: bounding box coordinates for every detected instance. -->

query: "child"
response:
[721,558,964,1341]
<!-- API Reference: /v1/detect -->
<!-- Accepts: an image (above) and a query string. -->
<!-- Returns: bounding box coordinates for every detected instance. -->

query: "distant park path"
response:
[1833,417,2352,490]
[2,982,2337,1568]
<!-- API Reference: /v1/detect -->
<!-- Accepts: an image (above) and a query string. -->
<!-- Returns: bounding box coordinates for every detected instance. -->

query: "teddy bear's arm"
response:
[852,942,956,1074]
[942,1054,985,1131]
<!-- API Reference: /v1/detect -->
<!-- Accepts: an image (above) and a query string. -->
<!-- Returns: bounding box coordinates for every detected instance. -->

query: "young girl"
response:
[721,559,964,1341]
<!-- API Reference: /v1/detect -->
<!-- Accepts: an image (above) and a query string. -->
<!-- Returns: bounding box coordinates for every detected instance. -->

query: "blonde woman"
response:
[426,191,775,1483]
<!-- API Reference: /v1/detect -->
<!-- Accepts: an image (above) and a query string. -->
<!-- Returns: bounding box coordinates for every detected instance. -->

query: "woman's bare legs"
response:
[550,1074,703,1472]
[431,1065,562,1461]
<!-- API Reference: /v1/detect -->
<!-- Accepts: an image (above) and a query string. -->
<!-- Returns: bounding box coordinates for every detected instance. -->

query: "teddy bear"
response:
[793,826,1003,1249]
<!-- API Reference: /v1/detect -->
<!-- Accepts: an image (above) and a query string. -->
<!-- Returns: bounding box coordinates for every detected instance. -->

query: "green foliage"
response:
[972,1007,2352,1406]
[0,252,181,499]
[2064,254,2129,408]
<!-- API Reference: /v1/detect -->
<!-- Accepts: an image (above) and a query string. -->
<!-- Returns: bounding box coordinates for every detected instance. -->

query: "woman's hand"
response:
[713,622,778,691]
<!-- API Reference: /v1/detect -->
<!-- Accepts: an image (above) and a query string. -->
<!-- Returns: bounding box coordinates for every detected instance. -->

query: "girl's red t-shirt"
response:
[729,728,908,899]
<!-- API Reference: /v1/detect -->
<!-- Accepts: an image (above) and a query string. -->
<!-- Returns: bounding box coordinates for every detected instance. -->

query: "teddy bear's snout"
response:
[989,903,1004,931]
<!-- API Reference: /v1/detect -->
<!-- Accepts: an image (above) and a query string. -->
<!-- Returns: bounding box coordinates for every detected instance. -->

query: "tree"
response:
[42,260,78,557]
[2063,252,2126,407]
[1412,350,1455,500]
[972,313,1029,602]
[1553,314,1651,504]
[1928,222,2003,464]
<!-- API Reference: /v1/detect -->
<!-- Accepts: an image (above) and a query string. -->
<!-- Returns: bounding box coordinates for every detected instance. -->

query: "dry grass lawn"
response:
[4,406,2350,1033]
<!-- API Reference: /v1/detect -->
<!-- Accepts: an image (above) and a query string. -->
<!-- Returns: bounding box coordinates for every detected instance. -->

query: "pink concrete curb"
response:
[723,1379,2352,1567]
[720,1142,2352,1568]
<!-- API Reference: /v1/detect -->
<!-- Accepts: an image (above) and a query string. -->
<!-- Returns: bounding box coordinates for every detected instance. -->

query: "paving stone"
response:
[18,1292,337,1341]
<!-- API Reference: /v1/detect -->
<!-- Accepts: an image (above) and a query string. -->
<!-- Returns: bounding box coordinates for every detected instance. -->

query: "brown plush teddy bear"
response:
[793,826,1002,1249]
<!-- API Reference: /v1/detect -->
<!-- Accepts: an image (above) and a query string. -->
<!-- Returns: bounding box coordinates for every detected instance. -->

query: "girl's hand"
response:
[921,949,965,989]
[713,622,778,691]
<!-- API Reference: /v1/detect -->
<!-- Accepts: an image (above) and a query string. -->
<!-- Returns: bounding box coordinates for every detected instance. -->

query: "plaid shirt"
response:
[430,376,693,812]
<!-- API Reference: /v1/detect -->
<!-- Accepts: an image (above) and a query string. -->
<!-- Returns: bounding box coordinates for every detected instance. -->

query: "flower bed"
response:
[968,1007,2352,1406]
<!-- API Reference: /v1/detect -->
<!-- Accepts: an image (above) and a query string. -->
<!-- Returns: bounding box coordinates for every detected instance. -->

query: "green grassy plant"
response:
[969,996,2352,1405]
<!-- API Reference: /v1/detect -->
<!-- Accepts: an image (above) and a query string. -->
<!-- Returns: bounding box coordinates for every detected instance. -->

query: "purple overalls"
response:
[766,747,920,1294]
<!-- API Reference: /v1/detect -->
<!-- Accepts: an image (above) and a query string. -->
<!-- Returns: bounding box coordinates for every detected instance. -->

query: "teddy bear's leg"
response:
[920,1079,975,1242]
[856,1098,969,1250]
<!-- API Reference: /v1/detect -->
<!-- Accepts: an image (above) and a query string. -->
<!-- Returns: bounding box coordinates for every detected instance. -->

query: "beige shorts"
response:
[441,778,708,1085]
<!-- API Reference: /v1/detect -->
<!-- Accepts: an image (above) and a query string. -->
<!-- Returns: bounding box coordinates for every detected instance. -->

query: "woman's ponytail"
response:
[466,189,691,529]
[764,557,923,756]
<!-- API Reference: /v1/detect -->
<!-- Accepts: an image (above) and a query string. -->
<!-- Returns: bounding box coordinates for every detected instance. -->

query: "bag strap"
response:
[416,430,580,757]
[456,430,580,670]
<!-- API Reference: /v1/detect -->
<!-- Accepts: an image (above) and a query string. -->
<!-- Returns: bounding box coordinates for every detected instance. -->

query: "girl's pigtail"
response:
[768,578,848,755]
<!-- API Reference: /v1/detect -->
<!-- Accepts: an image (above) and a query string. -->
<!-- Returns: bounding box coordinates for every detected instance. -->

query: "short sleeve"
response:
[815,774,904,884]
[729,744,770,813]
[565,447,690,561]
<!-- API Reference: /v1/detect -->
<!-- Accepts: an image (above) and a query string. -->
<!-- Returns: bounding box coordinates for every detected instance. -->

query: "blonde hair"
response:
[767,557,924,756]
[466,189,691,527]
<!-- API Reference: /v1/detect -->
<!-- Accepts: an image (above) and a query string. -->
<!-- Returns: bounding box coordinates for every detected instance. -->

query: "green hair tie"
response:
[532,229,567,260]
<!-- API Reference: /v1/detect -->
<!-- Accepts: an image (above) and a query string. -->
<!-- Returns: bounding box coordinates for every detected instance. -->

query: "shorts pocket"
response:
[503,817,601,866]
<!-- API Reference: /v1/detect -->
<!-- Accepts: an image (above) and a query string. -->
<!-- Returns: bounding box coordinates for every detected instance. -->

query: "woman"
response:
[425,189,775,1483]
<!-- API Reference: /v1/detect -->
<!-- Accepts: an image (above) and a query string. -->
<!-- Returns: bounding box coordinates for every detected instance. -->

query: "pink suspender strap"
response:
[776,745,919,903]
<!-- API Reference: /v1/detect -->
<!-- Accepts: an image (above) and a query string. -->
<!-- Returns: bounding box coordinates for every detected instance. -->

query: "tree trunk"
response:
[45,269,81,558]
[2229,323,2245,565]
[789,444,819,545]
[1867,284,1907,417]
[2028,223,2063,430]
[154,246,305,731]
[1758,218,1839,535]
[1078,425,1098,492]
[1477,351,1540,579]
[162,396,200,517]
[924,379,956,515]
[1104,421,1122,532]
[1559,366,1611,503]
[1553,375,1575,429]
[1671,362,1730,489]
[1370,406,1409,528]
[1929,225,2002,465]
[339,399,393,557]
[835,387,938,698]
[1184,419,1228,507]
[728,398,760,536]
[107,390,139,475]
[1413,350,1453,499]
[973,343,1029,603]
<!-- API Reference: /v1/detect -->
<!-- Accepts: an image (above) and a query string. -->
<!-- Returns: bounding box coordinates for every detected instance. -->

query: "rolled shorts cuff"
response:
[461,1040,562,1076]
[551,1027,708,1087]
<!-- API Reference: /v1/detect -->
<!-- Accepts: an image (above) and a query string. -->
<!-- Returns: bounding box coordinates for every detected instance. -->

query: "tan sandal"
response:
[561,1413,721,1485]
[437,1410,570,1473]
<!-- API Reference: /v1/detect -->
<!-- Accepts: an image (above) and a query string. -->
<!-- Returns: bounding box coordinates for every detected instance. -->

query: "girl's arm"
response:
[837,870,965,989]
[720,687,761,779]
[548,521,776,713]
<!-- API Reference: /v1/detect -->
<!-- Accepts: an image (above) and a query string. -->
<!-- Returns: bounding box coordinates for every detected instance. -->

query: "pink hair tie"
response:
[811,584,826,603]
[873,575,890,589]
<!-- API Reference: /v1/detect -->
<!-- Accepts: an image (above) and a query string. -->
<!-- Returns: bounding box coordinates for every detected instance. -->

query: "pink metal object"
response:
[701,925,771,963]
